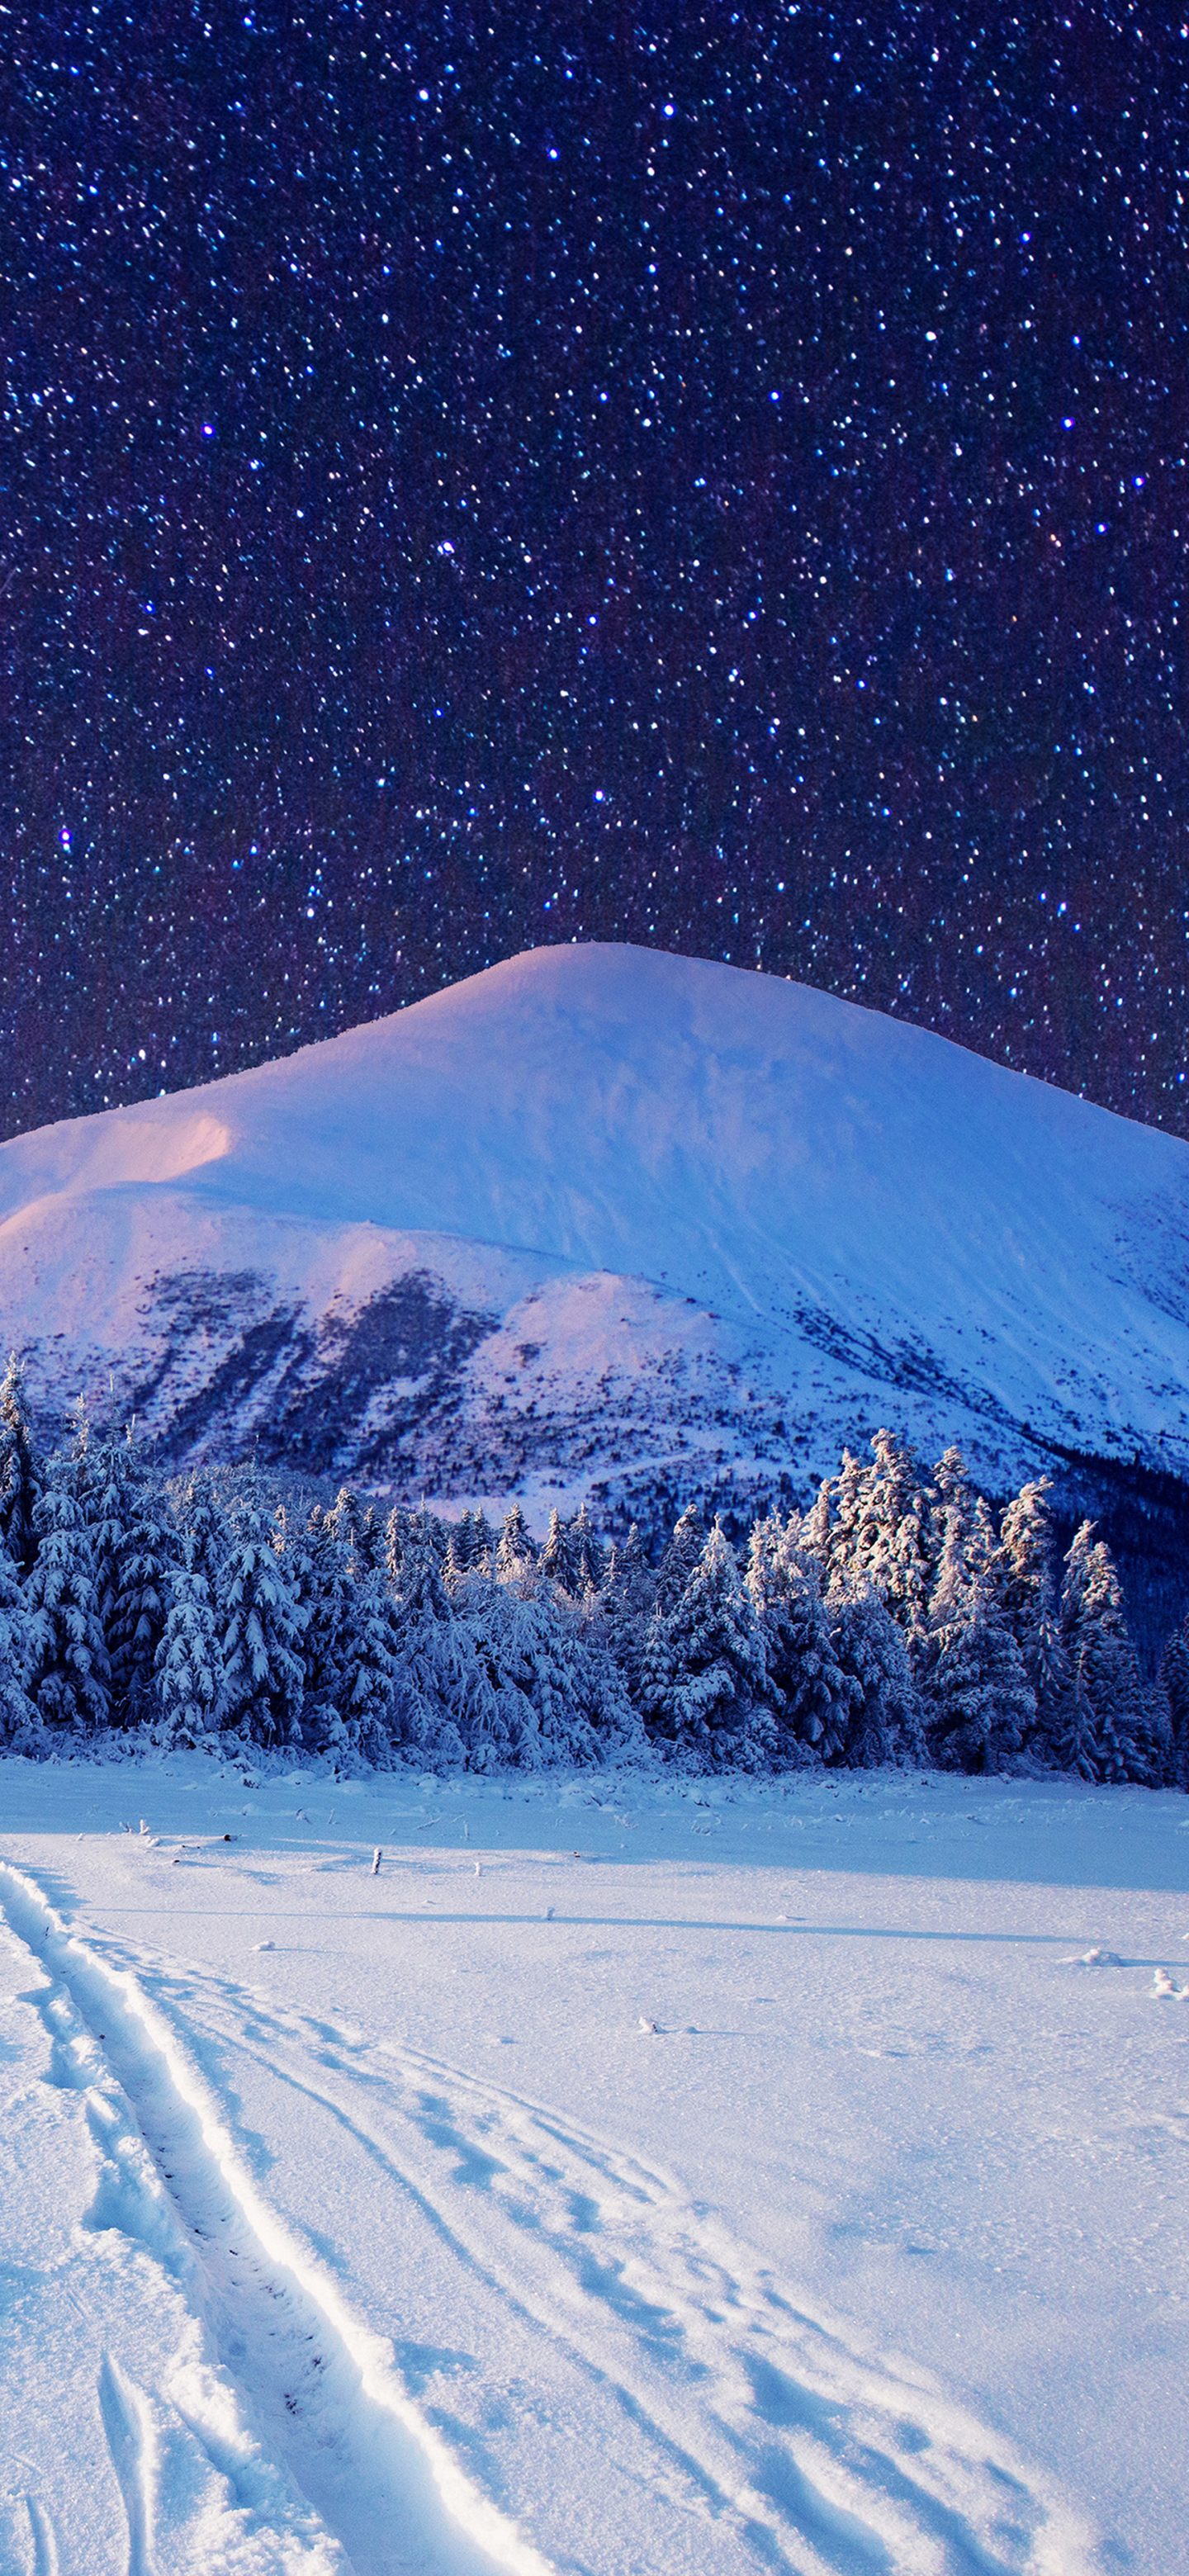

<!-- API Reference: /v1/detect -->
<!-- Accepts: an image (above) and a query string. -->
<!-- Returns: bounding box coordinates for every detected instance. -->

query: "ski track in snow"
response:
[0,1860,1101,2576]
[0,1861,549,2576]
[96,2352,156,2576]
[23,2495,62,2576]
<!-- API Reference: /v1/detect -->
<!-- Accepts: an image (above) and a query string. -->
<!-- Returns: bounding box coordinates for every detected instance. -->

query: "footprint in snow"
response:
[1063,1946,1125,1967]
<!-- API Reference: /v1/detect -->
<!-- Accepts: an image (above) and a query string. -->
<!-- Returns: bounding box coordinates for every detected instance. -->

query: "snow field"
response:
[1,1758,1187,2572]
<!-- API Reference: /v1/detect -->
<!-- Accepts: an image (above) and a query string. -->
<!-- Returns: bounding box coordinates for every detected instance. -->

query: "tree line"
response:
[0,1360,1185,1783]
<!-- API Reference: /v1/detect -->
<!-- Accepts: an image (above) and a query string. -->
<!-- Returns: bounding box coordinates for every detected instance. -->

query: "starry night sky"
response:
[3,3,1187,1141]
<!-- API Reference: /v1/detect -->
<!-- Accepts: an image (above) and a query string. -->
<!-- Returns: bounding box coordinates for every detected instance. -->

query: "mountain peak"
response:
[2,945,1187,1554]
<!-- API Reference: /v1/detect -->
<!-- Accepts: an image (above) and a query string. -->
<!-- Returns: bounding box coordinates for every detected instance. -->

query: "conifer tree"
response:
[993,1478,1068,1753]
[462,1508,495,1570]
[824,1451,865,1584]
[0,1527,41,1748]
[603,1523,652,1612]
[1054,1669,1101,1781]
[827,1571,922,1768]
[296,1497,358,1735]
[76,1420,140,1676]
[495,1501,538,1590]
[929,1446,976,1564]
[287,1487,401,1759]
[26,1470,110,1735]
[383,1502,448,1593]
[1143,1669,1174,1792]
[1029,1607,1074,1764]
[348,1499,385,1576]
[923,1507,1035,1773]
[443,1519,471,1590]
[219,1498,307,1746]
[383,1503,414,1594]
[164,1473,234,1751]
[1057,1521,1097,1656]
[599,1523,655,1705]
[569,1499,606,1596]
[798,1478,832,1567]
[333,1556,401,1760]
[746,1514,846,1761]
[464,1580,639,1769]
[111,1480,175,1729]
[852,1431,931,1651]
[654,1502,707,1613]
[994,1479,1054,1646]
[640,1519,772,1770]
[173,1470,227,1574]
[968,1493,997,1582]
[1159,1619,1189,1792]
[307,1483,403,1754]
[538,1506,582,1598]
[386,1511,500,1764]
[0,1352,44,1575]
[156,1529,225,1743]
[443,1510,495,1600]
[323,1486,363,1561]
[1058,1523,1153,1782]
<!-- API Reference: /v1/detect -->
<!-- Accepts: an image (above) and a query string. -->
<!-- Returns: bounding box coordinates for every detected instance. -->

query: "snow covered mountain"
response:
[5,942,1189,1560]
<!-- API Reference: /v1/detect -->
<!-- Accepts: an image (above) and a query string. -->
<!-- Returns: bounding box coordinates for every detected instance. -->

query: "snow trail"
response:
[97,2353,155,2576]
[5,1868,1099,2576]
[23,2496,63,2576]
[239,2017,1097,2576]
[0,1862,554,2576]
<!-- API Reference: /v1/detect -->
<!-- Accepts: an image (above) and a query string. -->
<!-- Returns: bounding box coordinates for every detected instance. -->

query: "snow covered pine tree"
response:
[641,1518,773,1771]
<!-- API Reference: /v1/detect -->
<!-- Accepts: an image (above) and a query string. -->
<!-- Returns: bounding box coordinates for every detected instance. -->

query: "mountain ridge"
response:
[4,943,1189,1638]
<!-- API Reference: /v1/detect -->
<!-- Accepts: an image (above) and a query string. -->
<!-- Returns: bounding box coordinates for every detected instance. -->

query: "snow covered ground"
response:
[1,1756,1186,2574]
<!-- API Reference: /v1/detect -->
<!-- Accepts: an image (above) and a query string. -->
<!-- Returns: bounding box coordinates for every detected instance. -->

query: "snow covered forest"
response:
[0,1354,1185,1787]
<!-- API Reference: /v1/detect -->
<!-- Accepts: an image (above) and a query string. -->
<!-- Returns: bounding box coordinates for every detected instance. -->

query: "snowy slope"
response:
[4,944,1189,1527]
[2,1756,1187,2573]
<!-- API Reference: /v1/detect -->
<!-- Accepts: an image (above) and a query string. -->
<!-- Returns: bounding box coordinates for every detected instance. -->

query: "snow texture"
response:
[2,1753,1187,2572]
